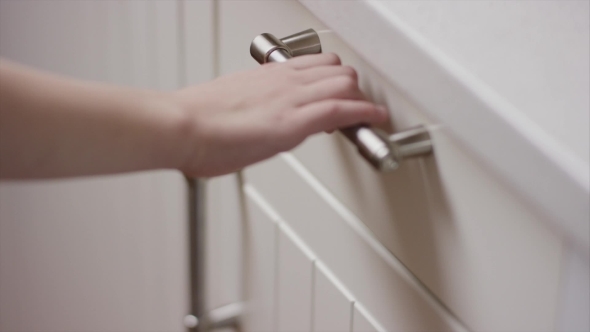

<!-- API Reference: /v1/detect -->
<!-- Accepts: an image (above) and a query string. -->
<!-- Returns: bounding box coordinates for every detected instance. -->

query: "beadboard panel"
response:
[0,1,196,331]
[276,224,315,332]
[244,156,465,331]
[241,193,278,332]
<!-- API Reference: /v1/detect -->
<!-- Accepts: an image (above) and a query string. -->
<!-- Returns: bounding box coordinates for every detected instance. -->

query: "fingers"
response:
[294,75,365,105]
[296,65,357,84]
[284,53,341,69]
[292,99,389,137]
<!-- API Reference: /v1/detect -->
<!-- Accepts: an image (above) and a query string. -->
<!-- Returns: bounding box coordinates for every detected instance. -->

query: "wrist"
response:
[144,91,197,173]
[160,90,204,175]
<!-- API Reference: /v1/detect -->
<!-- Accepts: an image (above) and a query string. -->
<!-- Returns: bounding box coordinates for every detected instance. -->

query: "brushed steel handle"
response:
[250,29,432,172]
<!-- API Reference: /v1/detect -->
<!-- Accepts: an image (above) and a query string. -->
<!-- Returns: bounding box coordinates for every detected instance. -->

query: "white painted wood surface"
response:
[182,0,216,86]
[244,184,392,332]
[292,121,563,330]
[352,303,384,332]
[242,187,278,332]
[245,156,466,331]
[381,1,590,166]
[276,223,315,332]
[0,1,193,331]
[300,0,590,251]
[556,247,590,331]
[313,261,354,332]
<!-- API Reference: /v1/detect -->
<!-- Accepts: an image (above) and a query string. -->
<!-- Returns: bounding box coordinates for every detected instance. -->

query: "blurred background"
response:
[0,2,198,331]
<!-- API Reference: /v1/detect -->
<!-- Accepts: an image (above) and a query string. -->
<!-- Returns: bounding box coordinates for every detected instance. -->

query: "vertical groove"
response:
[145,0,157,88]
[310,260,317,332]
[176,0,187,88]
[236,171,248,317]
[349,301,356,332]
[212,0,220,78]
[273,223,280,331]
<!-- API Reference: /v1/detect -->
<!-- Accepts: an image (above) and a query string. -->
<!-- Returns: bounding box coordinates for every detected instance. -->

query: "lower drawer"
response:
[244,154,465,331]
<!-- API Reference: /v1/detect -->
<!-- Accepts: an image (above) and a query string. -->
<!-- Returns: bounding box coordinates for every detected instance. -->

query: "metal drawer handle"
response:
[251,29,433,172]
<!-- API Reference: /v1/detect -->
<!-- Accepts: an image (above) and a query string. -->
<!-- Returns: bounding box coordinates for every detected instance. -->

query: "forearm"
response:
[0,60,191,179]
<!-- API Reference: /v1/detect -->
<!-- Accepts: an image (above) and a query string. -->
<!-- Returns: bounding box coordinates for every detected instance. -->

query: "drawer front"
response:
[219,0,563,331]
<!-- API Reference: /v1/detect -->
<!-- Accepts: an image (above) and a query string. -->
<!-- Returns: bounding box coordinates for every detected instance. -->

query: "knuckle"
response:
[271,109,289,125]
[361,105,376,118]
[323,100,341,117]
[324,53,341,65]
[282,68,299,81]
[342,66,358,80]
[337,76,358,90]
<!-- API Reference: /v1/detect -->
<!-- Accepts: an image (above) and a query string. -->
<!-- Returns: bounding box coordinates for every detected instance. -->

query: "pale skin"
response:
[0,54,388,179]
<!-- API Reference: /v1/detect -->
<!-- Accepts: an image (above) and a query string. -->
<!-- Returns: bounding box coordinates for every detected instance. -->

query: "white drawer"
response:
[219,1,564,330]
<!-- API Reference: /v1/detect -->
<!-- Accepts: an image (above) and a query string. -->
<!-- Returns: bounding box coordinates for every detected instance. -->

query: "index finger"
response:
[284,53,341,70]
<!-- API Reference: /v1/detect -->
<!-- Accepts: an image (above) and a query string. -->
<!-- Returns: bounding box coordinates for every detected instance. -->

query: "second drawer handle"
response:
[250,29,432,172]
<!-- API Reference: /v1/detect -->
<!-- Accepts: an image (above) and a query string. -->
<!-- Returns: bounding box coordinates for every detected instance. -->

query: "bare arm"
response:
[0,59,190,178]
[0,54,387,179]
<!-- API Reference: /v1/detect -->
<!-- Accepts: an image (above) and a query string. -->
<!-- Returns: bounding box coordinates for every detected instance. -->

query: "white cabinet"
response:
[212,0,586,331]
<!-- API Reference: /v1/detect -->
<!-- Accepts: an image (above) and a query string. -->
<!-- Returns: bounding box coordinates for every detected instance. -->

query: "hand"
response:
[174,53,388,177]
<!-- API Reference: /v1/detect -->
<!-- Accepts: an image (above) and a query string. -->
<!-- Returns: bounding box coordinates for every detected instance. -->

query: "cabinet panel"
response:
[352,303,384,332]
[556,248,590,331]
[242,193,279,332]
[277,223,315,332]
[313,261,354,332]
[245,158,463,331]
